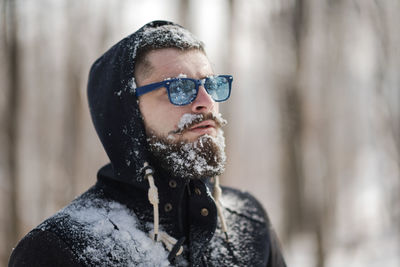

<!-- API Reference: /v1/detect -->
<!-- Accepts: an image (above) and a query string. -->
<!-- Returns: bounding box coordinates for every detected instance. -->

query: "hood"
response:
[86,21,232,262]
[87,20,203,185]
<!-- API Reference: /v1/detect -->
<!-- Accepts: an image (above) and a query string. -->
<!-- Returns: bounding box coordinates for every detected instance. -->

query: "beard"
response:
[146,114,227,179]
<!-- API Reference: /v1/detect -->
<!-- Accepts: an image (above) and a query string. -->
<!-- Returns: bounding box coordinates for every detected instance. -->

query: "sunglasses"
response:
[135,75,233,106]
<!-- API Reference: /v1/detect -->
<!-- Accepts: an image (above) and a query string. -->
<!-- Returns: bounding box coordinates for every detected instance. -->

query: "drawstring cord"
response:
[142,163,229,260]
[213,176,229,241]
[149,230,185,261]
[143,162,159,241]
[143,162,183,259]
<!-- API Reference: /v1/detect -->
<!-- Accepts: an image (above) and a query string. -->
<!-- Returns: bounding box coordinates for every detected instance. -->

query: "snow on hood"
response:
[87,21,204,185]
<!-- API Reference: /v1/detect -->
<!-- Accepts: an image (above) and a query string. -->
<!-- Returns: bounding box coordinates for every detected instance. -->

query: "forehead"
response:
[143,48,214,83]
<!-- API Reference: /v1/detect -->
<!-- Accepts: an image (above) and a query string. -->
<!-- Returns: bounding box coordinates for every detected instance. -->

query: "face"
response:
[137,48,219,142]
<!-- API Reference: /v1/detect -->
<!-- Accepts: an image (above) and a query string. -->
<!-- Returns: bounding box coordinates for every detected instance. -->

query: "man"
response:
[9,21,286,267]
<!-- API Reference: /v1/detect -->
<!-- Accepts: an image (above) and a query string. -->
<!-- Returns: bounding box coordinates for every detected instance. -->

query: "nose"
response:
[191,86,215,113]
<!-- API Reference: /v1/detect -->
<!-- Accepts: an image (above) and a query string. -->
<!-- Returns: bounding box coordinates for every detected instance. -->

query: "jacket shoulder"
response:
[217,186,287,267]
[19,187,171,266]
[220,186,270,225]
[8,228,82,267]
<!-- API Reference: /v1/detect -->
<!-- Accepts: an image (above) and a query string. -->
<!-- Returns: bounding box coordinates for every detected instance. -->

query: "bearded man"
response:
[9,21,286,267]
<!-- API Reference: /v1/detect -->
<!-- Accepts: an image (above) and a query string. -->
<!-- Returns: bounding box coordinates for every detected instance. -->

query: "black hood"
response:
[87,20,204,186]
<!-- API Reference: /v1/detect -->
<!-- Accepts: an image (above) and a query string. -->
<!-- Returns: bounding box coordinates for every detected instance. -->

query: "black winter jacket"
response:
[9,21,286,267]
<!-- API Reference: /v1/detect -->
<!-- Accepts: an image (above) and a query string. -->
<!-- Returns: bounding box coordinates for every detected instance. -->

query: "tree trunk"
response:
[3,0,20,265]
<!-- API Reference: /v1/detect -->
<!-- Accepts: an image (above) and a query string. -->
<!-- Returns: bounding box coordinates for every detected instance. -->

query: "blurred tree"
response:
[179,0,190,28]
[2,0,20,265]
[279,0,306,242]
[62,1,87,200]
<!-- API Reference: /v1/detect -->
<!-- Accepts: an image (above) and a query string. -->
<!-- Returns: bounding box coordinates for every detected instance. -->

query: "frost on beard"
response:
[148,129,227,179]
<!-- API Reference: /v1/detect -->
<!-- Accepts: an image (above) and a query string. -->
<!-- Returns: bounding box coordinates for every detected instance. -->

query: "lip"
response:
[189,120,216,130]
[188,120,216,135]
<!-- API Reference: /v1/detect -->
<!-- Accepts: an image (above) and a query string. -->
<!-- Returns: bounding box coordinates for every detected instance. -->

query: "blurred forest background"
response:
[1,0,399,266]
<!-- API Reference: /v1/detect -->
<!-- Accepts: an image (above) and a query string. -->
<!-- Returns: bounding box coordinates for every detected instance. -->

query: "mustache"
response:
[169,113,227,135]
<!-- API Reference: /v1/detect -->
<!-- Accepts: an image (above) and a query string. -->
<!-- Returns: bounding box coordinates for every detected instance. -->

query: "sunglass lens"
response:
[169,79,197,105]
[205,76,230,101]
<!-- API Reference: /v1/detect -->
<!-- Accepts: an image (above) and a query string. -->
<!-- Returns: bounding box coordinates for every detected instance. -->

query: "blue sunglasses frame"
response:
[135,75,233,106]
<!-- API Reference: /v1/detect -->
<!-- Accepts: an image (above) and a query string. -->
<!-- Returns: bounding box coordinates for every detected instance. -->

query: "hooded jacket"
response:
[9,21,287,267]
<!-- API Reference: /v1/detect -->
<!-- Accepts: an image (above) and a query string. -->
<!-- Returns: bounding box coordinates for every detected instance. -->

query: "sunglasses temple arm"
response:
[135,81,167,97]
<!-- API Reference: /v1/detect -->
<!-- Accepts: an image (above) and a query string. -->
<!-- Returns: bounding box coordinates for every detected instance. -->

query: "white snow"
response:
[147,112,228,179]
[207,189,267,265]
[176,113,227,131]
[140,24,203,51]
[164,73,188,81]
[220,190,265,223]
[177,73,188,78]
[167,131,225,178]
[63,198,171,266]
[128,77,137,93]
[177,113,204,130]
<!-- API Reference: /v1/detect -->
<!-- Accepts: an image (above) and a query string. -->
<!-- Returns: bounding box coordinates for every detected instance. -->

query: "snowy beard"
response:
[146,114,227,179]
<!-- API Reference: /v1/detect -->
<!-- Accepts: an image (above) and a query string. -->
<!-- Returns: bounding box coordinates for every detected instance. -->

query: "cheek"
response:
[139,97,186,134]
[213,103,220,114]
[138,97,159,132]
